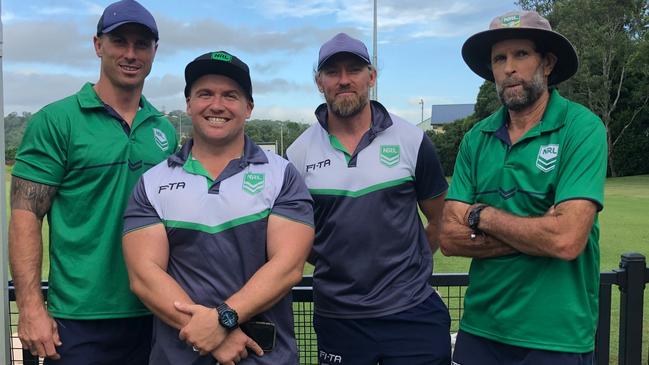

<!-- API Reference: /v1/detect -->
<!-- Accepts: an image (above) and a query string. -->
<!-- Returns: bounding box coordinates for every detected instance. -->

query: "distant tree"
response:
[4,112,32,150]
[427,116,477,176]
[473,81,501,121]
[518,0,649,176]
[5,147,17,162]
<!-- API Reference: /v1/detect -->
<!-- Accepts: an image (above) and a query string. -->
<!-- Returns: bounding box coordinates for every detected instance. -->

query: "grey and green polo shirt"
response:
[447,89,607,352]
[287,101,448,319]
[12,82,177,319]
[123,136,313,365]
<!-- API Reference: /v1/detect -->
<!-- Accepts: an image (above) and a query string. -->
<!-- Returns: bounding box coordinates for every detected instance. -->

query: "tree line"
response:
[3,111,310,161]
[4,1,648,176]
[428,0,648,178]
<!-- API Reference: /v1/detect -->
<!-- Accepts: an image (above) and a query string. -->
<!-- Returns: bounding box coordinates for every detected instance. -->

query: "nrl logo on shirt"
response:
[243,172,265,195]
[536,144,559,172]
[153,128,169,151]
[379,145,400,167]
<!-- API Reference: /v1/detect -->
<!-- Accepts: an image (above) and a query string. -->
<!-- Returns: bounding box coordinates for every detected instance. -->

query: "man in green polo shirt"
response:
[9,1,176,364]
[440,10,607,365]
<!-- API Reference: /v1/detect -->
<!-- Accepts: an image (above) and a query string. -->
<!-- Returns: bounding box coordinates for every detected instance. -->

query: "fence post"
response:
[616,252,646,365]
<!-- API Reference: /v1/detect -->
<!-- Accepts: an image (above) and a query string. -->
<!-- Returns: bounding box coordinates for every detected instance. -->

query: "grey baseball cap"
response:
[97,0,159,41]
[318,33,371,70]
[462,10,578,86]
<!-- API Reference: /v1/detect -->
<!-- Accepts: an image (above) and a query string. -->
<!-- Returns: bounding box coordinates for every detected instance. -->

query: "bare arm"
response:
[9,176,61,359]
[439,200,518,258]
[419,192,446,254]
[122,223,194,329]
[224,215,314,321]
[123,224,264,360]
[477,199,597,260]
[175,215,313,361]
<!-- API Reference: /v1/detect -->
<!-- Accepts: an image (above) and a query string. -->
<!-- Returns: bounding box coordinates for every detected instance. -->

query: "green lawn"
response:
[4,167,648,364]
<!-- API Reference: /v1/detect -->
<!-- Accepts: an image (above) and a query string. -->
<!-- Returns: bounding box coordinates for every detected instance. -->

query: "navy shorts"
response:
[44,315,152,365]
[314,292,451,365]
[452,330,594,365]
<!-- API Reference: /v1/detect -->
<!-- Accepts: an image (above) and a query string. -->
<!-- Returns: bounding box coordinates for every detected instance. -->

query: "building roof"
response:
[430,104,475,125]
[416,118,433,131]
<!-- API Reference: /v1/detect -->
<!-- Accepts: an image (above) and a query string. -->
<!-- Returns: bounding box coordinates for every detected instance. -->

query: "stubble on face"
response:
[496,62,547,111]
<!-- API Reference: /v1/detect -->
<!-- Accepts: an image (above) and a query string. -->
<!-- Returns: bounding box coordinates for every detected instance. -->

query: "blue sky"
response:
[1,0,519,124]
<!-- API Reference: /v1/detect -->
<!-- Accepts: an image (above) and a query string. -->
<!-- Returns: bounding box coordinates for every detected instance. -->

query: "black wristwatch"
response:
[216,303,239,331]
[467,204,488,233]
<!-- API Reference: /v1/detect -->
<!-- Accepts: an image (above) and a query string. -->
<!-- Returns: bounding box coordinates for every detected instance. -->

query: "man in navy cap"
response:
[9,1,176,364]
[440,10,606,365]
[287,33,451,364]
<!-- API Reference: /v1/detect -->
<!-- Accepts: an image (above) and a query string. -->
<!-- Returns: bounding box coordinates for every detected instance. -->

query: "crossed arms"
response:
[122,215,314,364]
[439,199,597,260]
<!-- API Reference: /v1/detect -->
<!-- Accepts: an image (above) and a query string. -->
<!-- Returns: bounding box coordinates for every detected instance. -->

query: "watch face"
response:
[220,309,238,329]
[222,312,236,326]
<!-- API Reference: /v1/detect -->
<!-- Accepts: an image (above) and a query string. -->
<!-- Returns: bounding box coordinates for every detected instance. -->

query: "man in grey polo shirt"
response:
[287,33,451,364]
[122,51,314,365]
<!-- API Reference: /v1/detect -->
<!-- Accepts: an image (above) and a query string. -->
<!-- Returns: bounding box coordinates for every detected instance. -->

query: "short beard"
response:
[496,64,547,111]
[326,91,369,119]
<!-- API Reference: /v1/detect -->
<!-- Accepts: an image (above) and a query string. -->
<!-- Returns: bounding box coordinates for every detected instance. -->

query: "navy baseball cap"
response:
[317,33,371,70]
[97,0,159,41]
[184,51,253,102]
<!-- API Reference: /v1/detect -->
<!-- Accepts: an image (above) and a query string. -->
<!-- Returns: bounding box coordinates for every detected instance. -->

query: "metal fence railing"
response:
[7,253,648,365]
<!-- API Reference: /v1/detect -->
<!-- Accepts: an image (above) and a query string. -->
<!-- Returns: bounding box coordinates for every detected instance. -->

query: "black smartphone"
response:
[240,321,276,352]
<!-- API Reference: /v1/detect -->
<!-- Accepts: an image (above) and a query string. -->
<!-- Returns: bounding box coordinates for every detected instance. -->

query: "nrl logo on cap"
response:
[153,128,169,151]
[242,172,265,195]
[212,52,232,62]
[379,145,400,167]
[536,144,559,172]
[501,15,521,28]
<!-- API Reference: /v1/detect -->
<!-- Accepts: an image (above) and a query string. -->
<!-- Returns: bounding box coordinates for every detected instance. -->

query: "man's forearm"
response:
[478,200,596,260]
[128,263,194,329]
[9,210,46,311]
[425,222,440,254]
[225,256,304,323]
[439,221,517,258]
[9,177,57,311]
[439,201,517,259]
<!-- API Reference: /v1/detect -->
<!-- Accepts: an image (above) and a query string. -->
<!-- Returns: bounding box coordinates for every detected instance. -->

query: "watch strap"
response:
[468,204,488,231]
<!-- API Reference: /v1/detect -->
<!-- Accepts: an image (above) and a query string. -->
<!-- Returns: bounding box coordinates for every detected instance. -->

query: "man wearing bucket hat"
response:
[9,1,176,364]
[440,10,607,365]
[287,33,451,364]
[122,51,314,364]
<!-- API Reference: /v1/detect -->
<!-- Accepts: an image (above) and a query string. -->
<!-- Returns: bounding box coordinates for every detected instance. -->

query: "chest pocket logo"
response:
[380,145,400,167]
[243,173,265,195]
[536,144,559,172]
[153,128,169,151]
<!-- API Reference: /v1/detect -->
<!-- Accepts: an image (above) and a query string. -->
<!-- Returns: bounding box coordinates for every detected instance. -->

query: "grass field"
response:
[4,167,648,363]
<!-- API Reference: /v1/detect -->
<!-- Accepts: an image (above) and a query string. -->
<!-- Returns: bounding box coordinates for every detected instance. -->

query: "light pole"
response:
[0,0,11,362]
[370,0,378,100]
[279,122,284,157]
[419,99,424,122]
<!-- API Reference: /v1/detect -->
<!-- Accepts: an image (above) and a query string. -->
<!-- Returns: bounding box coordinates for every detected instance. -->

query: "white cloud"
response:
[3,71,90,113]
[35,7,77,15]
[252,105,316,123]
[253,0,517,41]
[255,0,338,18]
[4,20,95,67]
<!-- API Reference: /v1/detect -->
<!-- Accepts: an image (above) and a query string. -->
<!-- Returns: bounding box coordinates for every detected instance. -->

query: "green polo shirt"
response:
[13,82,177,319]
[447,89,607,352]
